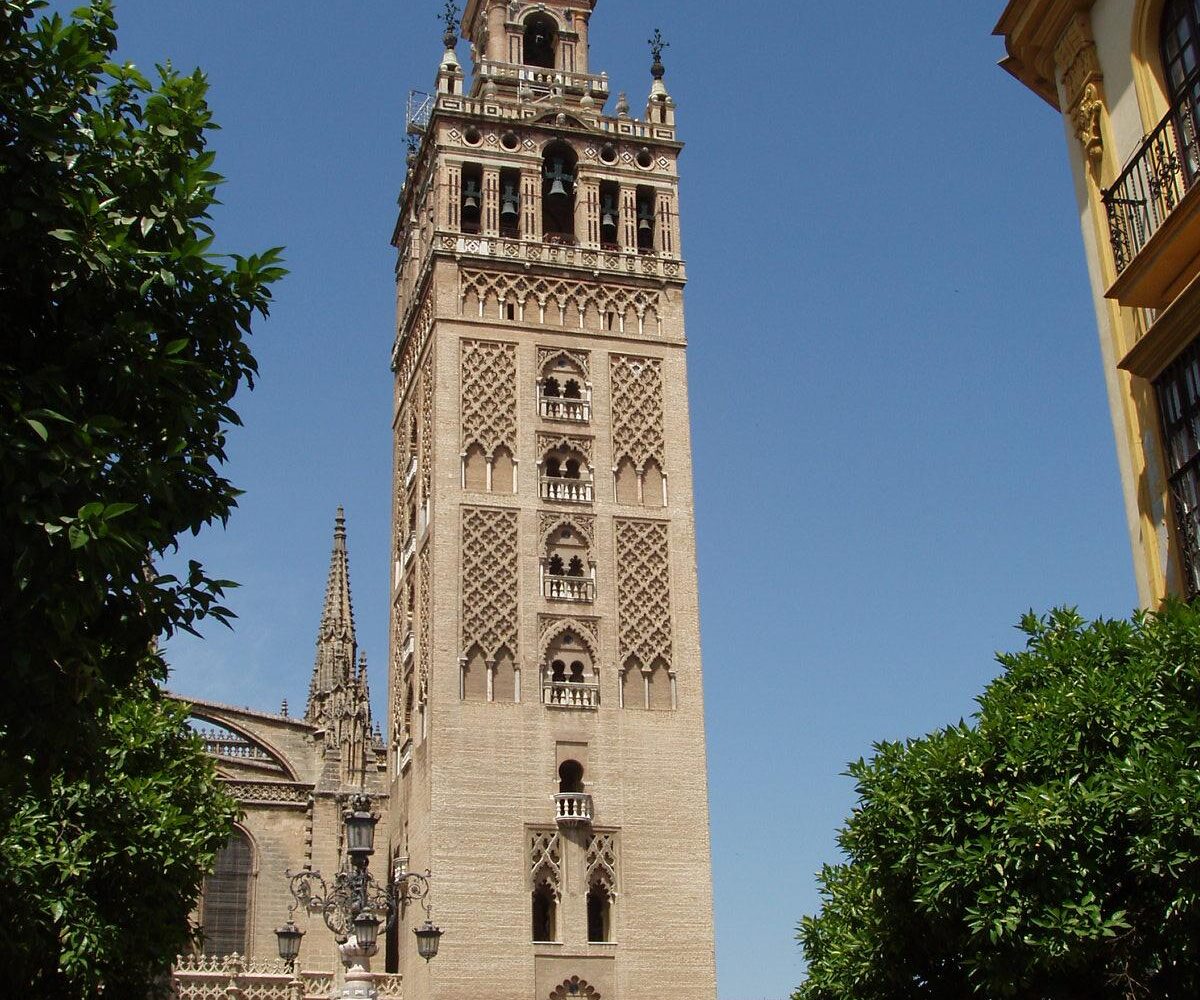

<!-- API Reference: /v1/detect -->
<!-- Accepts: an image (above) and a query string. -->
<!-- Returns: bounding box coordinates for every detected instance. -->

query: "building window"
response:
[587,883,612,942]
[532,882,557,941]
[1155,336,1200,597]
[200,830,253,956]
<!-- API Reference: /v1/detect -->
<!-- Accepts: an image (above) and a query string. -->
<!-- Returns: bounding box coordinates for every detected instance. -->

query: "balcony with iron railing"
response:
[554,792,594,827]
[1104,83,1200,308]
[543,680,600,710]
[543,574,595,603]
[539,393,590,423]
[540,476,593,503]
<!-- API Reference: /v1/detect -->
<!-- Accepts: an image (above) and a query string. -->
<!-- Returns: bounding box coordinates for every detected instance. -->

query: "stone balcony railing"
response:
[403,454,418,491]
[539,395,590,423]
[475,59,610,98]
[554,792,594,826]
[544,680,600,710]
[402,533,417,568]
[398,737,414,773]
[401,629,415,666]
[439,231,685,283]
[540,477,593,504]
[543,574,594,603]
[172,955,402,1000]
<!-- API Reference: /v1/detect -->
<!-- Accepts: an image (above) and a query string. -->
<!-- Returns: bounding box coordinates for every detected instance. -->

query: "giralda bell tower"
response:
[385,3,717,997]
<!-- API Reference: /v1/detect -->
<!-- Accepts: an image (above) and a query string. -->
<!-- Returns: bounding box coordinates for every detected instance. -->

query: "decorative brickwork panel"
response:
[421,349,434,501]
[461,507,519,661]
[538,345,590,379]
[549,979,600,1000]
[461,340,517,458]
[461,269,661,335]
[610,355,665,470]
[419,546,431,702]
[614,519,672,669]
[529,828,562,894]
[225,781,312,806]
[538,511,594,549]
[536,431,593,465]
[392,291,433,392]
[586,832,618,891]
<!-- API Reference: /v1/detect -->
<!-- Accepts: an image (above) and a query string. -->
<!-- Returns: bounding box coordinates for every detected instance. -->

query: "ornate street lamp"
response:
[274,917,304,971]
[276,793,442,996]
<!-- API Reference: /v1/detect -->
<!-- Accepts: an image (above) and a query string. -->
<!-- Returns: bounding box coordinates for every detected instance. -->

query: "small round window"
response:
[463,125,482,146]
[599,143,618,164]
[501,131,520,151]
[636,147,654,169]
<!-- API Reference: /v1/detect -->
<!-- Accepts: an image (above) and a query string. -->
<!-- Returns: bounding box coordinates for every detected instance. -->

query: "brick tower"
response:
[385,3,717,997]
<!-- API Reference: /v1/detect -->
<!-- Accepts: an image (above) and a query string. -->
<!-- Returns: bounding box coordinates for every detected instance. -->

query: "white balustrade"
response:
[554,792,594,826]
[543,680,600,709]
[403,454,418,491]
[539,395,591,422]
[543,574,595,603]
[540,477,593,503]
[402,533,416,567]
[401,629,415,665]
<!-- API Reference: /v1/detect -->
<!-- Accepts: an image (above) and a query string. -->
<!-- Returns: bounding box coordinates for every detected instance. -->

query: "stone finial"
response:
[616,91,630,119]
[280,698,289,718]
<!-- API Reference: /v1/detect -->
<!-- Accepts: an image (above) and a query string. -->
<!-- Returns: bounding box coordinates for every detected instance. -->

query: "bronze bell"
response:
[545,159,573,197]
[600,196,618,231]
[500,184,519,219]
[462,179,481,212]
[637,202,654,232]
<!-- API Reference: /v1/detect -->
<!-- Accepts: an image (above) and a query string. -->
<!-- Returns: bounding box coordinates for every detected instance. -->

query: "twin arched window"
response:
[1163,0,1200,105]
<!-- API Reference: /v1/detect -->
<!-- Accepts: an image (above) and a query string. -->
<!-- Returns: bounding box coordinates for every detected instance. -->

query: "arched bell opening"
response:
[599,179,620,250]
[636,185,656,252]
[524,12,558,69]
[542,141,577,243]
[499,166,521,238]
[460,163,482,235]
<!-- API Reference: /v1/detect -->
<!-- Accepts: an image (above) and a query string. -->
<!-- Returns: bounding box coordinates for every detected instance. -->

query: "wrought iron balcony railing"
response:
[1104,86,1200,274]
[554,792,594,826]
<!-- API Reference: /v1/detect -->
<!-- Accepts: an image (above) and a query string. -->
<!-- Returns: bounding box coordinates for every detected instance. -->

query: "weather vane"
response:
[648,29,669,64]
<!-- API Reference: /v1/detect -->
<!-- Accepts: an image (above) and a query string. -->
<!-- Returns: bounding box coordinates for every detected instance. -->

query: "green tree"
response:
[797,604,1200,1000]
[0,1,282,993]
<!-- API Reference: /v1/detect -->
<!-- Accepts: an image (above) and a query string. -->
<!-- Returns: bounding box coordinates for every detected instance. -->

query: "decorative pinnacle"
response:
[648,28,668,80]
[334,505,346,542]
[441,0,460,49]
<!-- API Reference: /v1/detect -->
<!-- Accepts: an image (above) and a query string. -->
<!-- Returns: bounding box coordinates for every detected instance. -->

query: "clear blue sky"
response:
[78,2,1136,997]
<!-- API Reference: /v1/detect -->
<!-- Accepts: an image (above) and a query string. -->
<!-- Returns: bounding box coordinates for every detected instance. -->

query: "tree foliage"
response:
[0,1,281,994]
[797,604,1200,1000]
[0,0,283,770]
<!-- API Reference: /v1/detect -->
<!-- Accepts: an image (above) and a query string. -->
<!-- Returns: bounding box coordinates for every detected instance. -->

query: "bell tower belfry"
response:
[385,3,716,997]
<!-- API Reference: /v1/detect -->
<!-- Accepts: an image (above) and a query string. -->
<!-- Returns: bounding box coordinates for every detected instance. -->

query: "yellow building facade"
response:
[997,0,1200,605]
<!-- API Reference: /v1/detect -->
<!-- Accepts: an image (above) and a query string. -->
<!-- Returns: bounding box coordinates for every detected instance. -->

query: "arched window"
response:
[201,829,253,956]
[563,379,582,400]
[548,554,566,575]
[524,13,558,69]
[532,882,557,941]
[587,883,612,942]
[1163,0,1200,181]
[1162,0,1200,104]
[543,376,562,398]
[558,759,584,793]
[567,555,584,577]
[544,456,562,478]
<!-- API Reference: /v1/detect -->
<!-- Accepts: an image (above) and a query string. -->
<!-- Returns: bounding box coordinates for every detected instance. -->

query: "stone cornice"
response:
[994,0,1095,109]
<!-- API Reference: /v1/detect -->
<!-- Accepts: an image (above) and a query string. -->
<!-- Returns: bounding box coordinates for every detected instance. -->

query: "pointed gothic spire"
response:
[306,506,358,725]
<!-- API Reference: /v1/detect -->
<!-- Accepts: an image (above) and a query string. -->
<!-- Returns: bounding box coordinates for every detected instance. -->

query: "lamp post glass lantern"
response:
[275,918,304,967]
[414,919,443,962]
[344,795,377,859]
